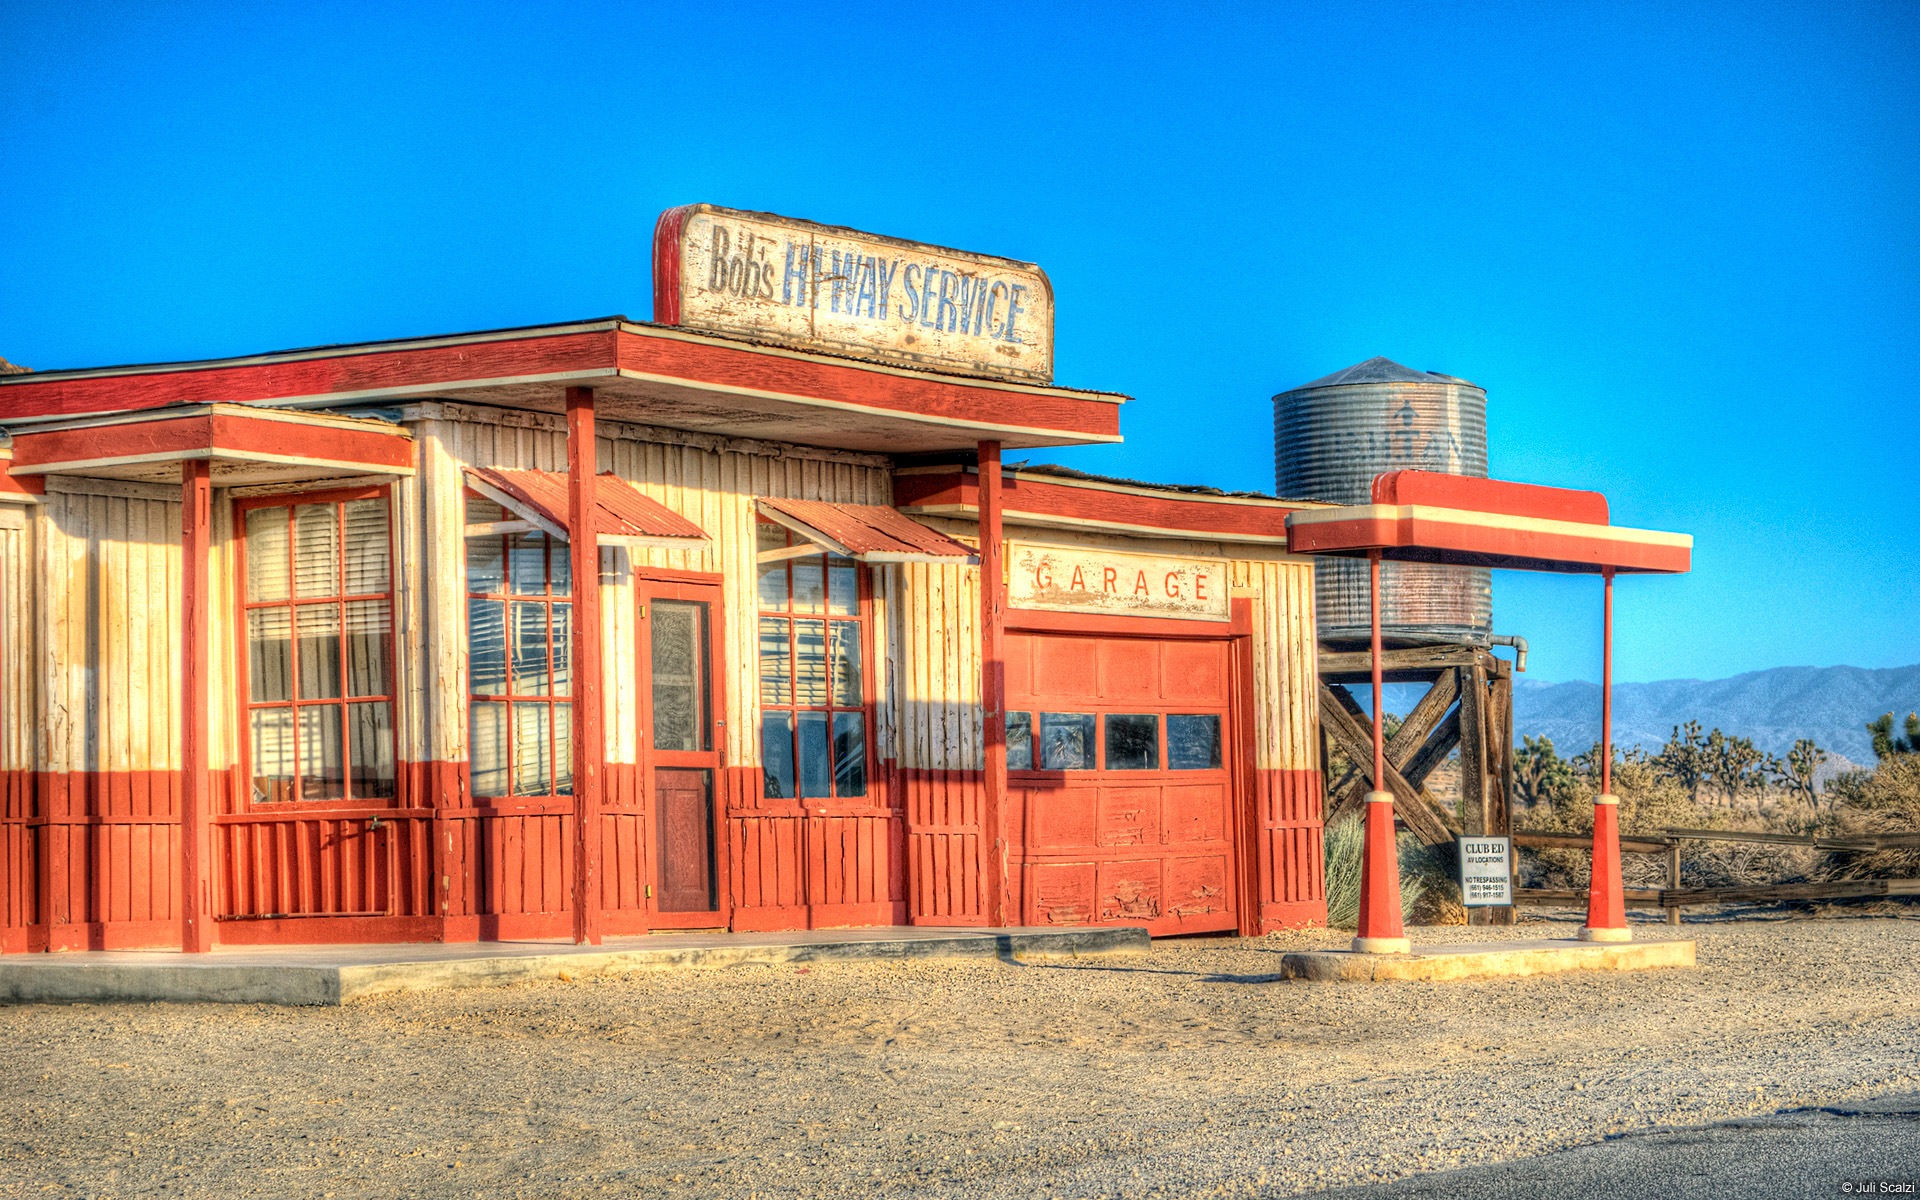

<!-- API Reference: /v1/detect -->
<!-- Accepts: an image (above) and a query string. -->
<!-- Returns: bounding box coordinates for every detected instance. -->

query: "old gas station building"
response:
[0,205,1328,953]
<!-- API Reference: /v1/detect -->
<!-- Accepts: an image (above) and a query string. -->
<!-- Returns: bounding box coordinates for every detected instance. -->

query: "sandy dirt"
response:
[2,913,1916,1199]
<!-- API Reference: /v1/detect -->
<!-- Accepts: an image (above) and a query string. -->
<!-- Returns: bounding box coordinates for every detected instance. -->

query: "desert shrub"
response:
[1824,754,1920,880]
[1322,816,1433,929]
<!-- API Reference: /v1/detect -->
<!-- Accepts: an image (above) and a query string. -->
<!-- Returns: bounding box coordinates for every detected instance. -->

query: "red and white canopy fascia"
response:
[1284,470,1691,575]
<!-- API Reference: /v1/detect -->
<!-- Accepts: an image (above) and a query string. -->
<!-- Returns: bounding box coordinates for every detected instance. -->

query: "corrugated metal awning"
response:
[1284,470,1691,575]
[466,467,708,548]
[756,497,976,564]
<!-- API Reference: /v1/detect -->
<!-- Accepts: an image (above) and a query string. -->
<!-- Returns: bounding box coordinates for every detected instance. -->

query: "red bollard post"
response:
[1583,567,1630,941]
[1353,550,1409,954]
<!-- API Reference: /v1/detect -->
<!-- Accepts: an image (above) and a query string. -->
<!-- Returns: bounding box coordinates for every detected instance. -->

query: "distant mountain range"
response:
[1510,664,1920,766]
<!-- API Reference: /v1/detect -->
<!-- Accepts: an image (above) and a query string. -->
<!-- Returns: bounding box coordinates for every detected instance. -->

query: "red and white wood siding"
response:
[418,402,906,935]
[1244,557,1326,929]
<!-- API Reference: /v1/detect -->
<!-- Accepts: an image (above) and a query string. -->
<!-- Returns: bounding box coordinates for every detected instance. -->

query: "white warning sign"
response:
[1459,836,1513,908]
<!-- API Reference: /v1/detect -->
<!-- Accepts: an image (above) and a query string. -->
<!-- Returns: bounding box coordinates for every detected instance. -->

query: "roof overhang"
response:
[3,404,415,486]
[894,464,1315,545]
[1284,471,1692,575]
[756,498,976,564]
[465,467,710,549]
[0,319,1128,456]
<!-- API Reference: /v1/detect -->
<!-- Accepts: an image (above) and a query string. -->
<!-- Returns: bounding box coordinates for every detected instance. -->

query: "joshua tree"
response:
[1704,728,1768,806]
[1868,712,1920,760]
[1773,738,1827,820]
[1513,735,1576,811]
[1655,720,1711,803]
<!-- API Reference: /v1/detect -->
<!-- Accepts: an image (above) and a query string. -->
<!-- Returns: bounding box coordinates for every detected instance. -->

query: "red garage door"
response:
[1004,631,1239,936]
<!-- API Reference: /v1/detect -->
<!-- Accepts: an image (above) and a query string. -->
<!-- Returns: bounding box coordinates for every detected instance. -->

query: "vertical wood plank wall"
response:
[1246,557,1327,929]
[0,507,33,951]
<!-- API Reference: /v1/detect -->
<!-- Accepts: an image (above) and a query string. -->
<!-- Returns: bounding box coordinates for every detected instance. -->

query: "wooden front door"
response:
[638,580,727,927]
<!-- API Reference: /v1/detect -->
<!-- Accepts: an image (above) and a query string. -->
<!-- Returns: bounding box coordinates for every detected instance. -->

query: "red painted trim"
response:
[652,207,693,326]
[1372,470,1608,524]
[10,411,413,475]
[0,462,42,497]
[977,442,1008,928]
[567,387,605,945]
[180,461,212,952]
[895,468,1297,540]
[1006,608,1235,639]
[1287,513,1692,574]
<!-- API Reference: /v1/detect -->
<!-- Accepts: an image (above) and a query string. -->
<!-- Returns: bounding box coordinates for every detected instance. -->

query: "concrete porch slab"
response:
[1278,936,1696,982]
[0,925,1148,1007]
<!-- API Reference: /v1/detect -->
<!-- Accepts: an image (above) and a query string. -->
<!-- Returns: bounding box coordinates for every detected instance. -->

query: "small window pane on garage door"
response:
[1004,632,1238,936]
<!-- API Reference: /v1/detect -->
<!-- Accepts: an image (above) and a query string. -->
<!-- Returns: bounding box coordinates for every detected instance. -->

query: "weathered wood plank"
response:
[1315,682,1454,846]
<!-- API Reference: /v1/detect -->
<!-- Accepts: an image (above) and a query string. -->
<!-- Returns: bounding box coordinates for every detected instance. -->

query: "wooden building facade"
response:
[0,211,1327,953]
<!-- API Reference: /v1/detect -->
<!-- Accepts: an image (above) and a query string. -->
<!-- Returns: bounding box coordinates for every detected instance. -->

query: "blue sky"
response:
[3,1,1914,684]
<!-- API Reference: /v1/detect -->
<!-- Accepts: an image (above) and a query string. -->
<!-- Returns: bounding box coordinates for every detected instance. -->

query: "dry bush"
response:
[1824,755,1920,881]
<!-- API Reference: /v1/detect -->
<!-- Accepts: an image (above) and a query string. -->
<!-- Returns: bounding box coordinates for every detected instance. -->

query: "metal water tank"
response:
[1274,357,1492,648]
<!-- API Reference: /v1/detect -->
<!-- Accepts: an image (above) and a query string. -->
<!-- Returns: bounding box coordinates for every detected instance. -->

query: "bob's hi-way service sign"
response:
[653,204,1054,383]
[1008,543,1230,622]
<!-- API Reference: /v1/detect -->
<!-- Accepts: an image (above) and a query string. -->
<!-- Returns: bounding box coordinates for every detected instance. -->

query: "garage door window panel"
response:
[1104,714,1160,770]
[1168,714,1223,770]
[1039,712,1096,770]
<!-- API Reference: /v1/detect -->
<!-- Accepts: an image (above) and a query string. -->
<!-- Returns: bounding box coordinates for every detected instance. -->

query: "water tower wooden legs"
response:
[1318,644,1518,927]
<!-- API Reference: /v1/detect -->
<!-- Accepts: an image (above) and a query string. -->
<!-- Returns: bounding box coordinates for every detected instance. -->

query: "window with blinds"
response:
[755,521,869,800]
[241,492,396,805]
[465,496,574,799]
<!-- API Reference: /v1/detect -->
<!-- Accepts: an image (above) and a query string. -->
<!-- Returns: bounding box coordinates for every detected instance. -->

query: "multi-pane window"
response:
[1007,711,1222,772]
[242,493,396,804]
[465,496,573,798]
[756,521,868,799]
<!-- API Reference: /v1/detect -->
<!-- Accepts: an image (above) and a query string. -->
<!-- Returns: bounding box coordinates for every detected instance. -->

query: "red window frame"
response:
[234,485,399,808]
[463,491,574,801]
[754,520,878,802]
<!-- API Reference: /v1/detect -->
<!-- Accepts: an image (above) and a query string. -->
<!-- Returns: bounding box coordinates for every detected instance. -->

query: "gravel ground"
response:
[2,913,1916,1199]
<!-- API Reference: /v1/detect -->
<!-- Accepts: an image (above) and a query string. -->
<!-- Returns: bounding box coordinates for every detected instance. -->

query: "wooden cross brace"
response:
[1318,679,1459,847]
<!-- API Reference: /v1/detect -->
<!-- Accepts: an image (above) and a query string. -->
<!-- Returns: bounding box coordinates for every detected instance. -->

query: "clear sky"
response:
[3,1,1914,684]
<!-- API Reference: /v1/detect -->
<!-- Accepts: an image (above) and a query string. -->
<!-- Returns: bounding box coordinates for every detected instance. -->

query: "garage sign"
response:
[1008,543,1229,622]
[653,204,1054,383]
[1459,836,1512,907]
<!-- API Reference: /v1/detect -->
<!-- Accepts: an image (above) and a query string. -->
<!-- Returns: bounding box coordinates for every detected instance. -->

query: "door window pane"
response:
[247,608,292,703]
[1040,713,1096,770]
[469,598,507,694]
[470,701,508,797]
[761,713,795,799]
[345,600,390,697]
[295,605,342,700]
[832,712,866,797]
[293,504,339,598]
[1007,712,1033,771]
[349,702,396,799]
[1168,714,1223,770]
[651,601,705,753]
[829,621,862,707]
[758,618,791,705]
[297,706,344,801]
[342,499,390,593]
[797,712,831,798]
[1105,714,1160,770]
[245,508,290,602]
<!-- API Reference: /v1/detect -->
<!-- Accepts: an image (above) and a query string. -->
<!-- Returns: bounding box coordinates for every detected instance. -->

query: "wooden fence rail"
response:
[1509,826,1919,923]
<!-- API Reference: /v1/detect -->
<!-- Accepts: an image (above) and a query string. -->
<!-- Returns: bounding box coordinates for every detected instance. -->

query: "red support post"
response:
[179,459,212,952]
[1353,550,1408,953]
[1583,567,1629,941]
[977,440,1009,928]
[567,387,604,946]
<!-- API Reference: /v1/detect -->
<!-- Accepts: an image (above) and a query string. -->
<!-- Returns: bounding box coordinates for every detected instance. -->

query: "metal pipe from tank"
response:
[1275,356,1492,648]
